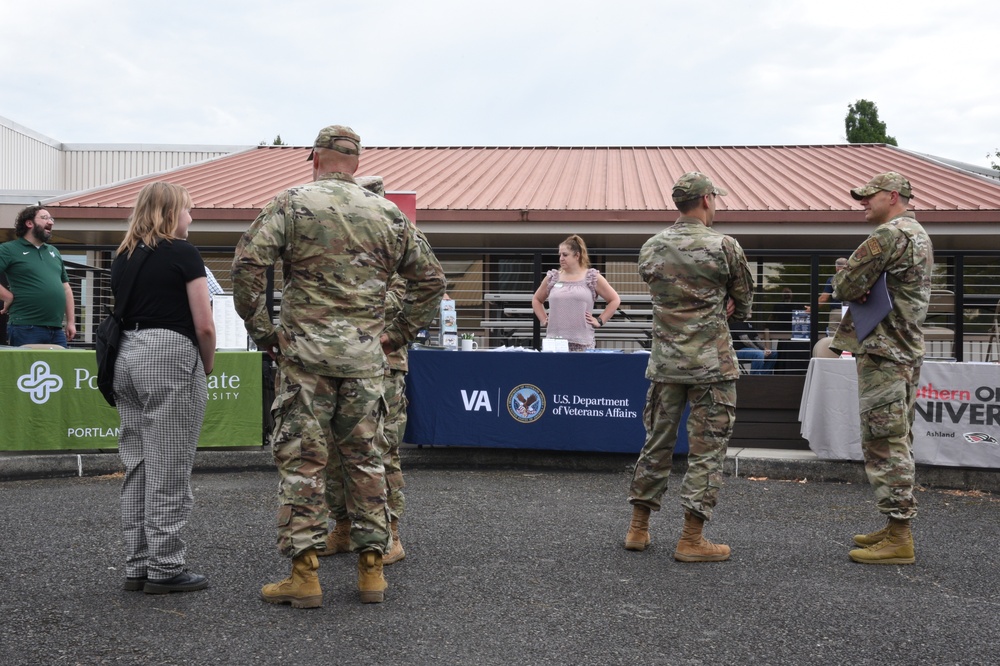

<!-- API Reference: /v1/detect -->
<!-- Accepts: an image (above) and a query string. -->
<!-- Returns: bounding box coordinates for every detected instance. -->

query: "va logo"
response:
[17,361,64,404]
[461,390,493,412]
[963,432,999,445]
[507,383,545,424]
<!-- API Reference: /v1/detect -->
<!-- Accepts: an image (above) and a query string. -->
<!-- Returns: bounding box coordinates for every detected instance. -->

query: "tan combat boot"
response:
[384,518,405,565]
[624,505,651,551]
[260,548,322,608]
[849,518,915,565]
[358,550,388,603]
[673,510,730,562]
[852,519,891,547]
[317,520,351,557]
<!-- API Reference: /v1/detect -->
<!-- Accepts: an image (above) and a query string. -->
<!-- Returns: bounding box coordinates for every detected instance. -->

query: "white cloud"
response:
[2,0,999,166]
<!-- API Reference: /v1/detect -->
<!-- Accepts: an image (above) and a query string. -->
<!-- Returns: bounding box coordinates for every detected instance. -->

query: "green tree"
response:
[258,134,286,146]
[845,99,898,145]
[988,148,1000,172]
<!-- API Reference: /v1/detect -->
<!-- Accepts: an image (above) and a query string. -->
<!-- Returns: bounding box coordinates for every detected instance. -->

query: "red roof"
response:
[46,144,1000,225]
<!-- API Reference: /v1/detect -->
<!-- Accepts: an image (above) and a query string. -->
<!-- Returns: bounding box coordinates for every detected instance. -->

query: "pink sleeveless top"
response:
[545,268,599,347]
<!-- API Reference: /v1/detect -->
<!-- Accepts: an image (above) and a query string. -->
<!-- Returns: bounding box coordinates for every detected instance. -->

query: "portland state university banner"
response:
[1,349,263,451]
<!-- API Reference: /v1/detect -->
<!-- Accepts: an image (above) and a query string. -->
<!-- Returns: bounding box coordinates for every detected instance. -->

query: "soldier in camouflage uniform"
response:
[377,277,411,563]
[625,172,754,562]
[831,172,932,565]
[322,274,411,563]
[232,126,446,607]
[321,176,411,565]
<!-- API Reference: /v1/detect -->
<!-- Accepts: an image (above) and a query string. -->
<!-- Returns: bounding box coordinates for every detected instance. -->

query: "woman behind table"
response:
[111,182,216,595]
[532,234,621,351]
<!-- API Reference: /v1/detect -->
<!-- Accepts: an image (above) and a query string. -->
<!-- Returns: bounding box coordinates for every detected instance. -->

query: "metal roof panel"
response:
[46,144,1000,220]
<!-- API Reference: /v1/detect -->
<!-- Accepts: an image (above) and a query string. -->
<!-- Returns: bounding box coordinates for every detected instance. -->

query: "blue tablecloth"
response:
[404,349,688,454]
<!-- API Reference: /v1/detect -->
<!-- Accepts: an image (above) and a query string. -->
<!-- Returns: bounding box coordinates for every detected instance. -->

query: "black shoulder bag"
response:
[96,244,151,406]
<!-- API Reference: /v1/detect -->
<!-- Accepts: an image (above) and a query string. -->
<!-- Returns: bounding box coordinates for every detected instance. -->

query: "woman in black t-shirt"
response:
[110,182,216,595]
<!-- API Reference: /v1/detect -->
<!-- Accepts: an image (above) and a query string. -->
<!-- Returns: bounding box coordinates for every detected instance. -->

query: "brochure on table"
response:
[212,295,251,350]
[439,298,458,350]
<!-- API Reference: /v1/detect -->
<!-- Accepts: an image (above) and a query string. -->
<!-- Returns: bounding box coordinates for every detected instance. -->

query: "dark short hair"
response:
[676,197,701,214]
[14,206,43,238]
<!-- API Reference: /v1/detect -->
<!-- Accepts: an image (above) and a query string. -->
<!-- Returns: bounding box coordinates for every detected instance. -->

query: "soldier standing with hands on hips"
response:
[320,176,416,567]
[232,125,446,608]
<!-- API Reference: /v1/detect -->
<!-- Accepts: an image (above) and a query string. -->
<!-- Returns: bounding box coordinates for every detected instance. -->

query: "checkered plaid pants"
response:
[114,328,207,579]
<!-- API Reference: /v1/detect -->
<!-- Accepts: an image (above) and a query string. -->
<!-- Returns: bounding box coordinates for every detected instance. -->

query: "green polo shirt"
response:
[0,237,70,327]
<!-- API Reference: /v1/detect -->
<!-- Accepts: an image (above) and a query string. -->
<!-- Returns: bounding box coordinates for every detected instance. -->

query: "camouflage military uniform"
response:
[381,275,410,519]
[831,210,933,520]
[232,172,446,557]
[628,216,754,520]
[327,275,410,523]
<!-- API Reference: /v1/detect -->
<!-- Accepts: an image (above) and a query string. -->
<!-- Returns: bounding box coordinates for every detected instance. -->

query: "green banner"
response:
[2,349,263,451]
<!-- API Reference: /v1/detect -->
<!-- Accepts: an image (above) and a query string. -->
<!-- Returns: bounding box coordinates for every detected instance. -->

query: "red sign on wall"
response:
[386,191,417,224]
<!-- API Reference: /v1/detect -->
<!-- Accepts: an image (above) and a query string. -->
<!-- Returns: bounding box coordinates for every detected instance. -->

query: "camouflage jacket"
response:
[638,216,754,383]
[232,172,446,378]
[385,274,408,373]
[831,211,933,364]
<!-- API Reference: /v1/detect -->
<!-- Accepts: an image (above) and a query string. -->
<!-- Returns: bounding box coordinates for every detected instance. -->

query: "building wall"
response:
[0,119,63,190]
[60,145,246,191]
[1,116,249,235]
[1,115,248,194]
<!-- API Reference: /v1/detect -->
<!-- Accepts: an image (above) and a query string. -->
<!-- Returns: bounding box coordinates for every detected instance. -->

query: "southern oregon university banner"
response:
[800,358,1000,468]
[2,349,263,451]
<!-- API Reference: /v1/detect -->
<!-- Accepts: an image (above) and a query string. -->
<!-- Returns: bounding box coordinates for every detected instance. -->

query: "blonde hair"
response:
[560,234,591,269]
[117,182,193,256]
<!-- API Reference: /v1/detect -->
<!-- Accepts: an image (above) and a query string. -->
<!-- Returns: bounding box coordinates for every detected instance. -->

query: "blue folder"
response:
[850,273,892,342]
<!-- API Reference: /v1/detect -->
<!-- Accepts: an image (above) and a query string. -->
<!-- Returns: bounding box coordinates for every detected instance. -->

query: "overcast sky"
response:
[3,0,999,168]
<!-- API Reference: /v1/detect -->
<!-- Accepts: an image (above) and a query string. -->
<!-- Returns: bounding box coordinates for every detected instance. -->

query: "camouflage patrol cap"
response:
[850,171,915,200]
[356,175,385,196]
[306,124,362,160]
[672,172,728,202]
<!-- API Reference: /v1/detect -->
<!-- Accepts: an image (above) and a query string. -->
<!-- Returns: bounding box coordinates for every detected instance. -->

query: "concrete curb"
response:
[0,448,276,482]
[2,445,997,493]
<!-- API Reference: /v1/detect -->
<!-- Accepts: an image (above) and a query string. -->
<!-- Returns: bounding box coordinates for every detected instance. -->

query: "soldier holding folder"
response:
[831,172,933,565]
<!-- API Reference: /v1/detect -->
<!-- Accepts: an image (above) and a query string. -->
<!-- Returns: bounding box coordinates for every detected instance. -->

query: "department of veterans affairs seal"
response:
[507,383,545,423]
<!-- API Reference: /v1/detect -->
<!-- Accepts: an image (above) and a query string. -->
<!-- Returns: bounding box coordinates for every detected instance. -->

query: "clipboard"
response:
[849,273,892,342]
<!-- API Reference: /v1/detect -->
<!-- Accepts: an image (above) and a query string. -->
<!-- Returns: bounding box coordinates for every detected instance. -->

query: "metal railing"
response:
[18,246,999,370]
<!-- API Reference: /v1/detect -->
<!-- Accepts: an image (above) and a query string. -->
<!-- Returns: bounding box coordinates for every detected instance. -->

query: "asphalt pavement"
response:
[1,448,998,665]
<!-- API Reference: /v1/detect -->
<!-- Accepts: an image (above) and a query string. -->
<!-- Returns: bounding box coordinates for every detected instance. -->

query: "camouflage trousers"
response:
[328,368,408,521]
[628,380,736,521]
[856,353,920,520]
[270,360,388,558]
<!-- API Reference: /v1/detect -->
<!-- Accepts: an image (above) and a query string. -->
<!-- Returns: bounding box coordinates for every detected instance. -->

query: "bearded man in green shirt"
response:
[0,206,76,347]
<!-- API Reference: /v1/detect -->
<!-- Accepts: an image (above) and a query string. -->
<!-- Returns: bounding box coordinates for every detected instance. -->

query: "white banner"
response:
[800,358,1000,468]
